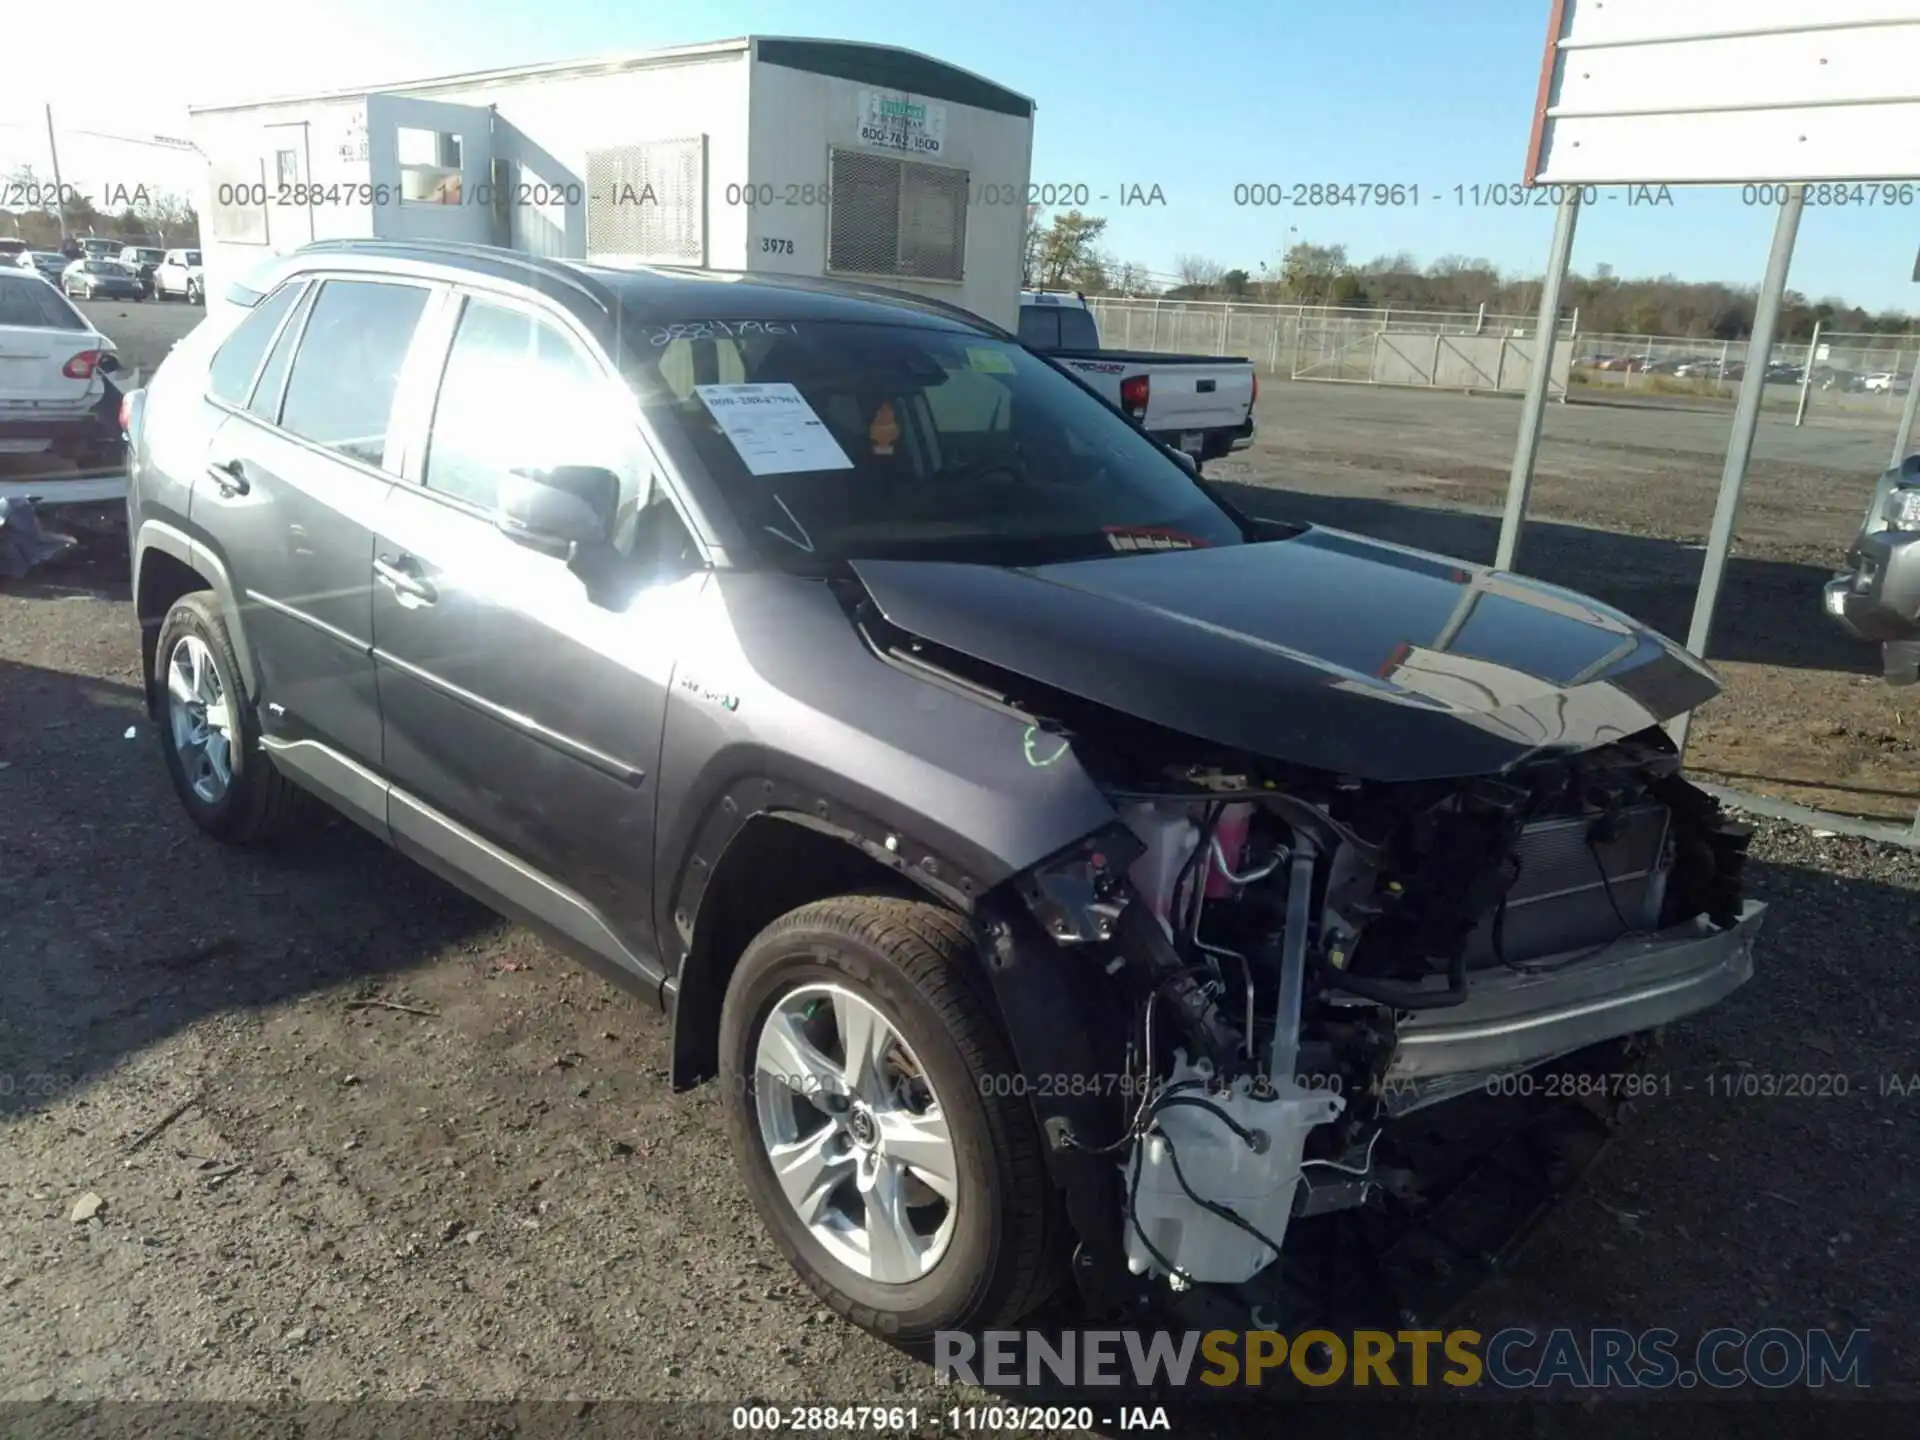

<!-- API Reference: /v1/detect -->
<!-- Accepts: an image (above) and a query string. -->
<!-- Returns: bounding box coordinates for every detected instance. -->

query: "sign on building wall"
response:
[855,90,946,158]
[339,107,369,163]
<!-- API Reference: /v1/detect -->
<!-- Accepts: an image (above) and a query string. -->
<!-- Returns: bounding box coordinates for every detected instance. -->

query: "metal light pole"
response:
[1794,320,1821,426]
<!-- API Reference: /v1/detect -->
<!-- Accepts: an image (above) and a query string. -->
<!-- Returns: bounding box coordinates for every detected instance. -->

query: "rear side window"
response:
[0,275,87,329]
[279,279,432,469]
[206,280,305,406]
[247,282,315,423]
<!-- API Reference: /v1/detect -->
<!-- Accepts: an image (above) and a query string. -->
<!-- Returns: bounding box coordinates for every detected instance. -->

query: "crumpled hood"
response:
[851,526,1722,782]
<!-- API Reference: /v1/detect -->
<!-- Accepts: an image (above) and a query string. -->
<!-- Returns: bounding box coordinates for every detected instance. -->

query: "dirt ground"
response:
[4,310,1919,1432]
[1215,382,1919,826]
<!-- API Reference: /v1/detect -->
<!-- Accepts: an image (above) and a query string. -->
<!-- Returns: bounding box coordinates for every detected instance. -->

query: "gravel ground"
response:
[3,305,1917,1433]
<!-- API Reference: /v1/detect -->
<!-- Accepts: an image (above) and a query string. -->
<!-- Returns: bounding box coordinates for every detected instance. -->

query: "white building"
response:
[186,37,1036,330]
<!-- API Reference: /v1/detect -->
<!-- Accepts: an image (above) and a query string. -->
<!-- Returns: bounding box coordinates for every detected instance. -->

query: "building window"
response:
[827,148,968,283]
[398,128,463,204]
[275,149,299,189]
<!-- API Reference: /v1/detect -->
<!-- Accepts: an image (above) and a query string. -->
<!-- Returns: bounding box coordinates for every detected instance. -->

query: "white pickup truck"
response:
[1017,290,1256,469]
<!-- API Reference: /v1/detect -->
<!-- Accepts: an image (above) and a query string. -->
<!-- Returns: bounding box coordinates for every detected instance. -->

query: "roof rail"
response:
[292,238,615,314]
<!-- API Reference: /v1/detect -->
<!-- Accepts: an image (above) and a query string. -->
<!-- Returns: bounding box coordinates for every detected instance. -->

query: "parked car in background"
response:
[1861,372,1898,394]
[0,266,125,473]
[63,257,145,302]
[19,251,71,285]
[117,245,166,297]
[123,238,1765,1343]
[1017,290,1255,468]
[76,236,122,261]
[1826,455,1920,685]
[151,249,205,305]
[0,239,28,265]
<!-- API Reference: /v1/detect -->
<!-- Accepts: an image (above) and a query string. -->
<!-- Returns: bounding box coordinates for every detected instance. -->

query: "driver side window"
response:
[424,296,648,532]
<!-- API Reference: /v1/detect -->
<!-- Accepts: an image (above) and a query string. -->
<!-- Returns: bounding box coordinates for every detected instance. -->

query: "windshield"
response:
[0,274,89,329]
[626,319,1244,566]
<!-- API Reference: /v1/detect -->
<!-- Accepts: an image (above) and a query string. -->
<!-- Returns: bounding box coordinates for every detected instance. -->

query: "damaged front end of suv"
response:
[851,542,1767,1331]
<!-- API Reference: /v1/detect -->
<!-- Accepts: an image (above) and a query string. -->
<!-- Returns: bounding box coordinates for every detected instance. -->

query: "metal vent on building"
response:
[586,136,707,264]
[827,148,968,282]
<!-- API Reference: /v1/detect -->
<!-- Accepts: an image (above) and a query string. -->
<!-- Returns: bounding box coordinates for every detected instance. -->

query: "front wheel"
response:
[186,279,203,305]
[719,896,1060,1341]
[153,593,311,843]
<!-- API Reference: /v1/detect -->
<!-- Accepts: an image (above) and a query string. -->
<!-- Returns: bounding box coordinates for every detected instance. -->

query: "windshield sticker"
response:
[647,320,796,346]
[966,347,1016,374]
[695,383,853,477]
[1103,526,1209,553]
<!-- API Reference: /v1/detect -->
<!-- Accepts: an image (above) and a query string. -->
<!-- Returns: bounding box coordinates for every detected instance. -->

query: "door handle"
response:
[207,459,250,497]
[374,554,438,606]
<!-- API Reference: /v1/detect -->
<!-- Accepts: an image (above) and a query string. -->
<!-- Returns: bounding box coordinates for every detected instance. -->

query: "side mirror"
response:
[496,465,619,558]
[96,353,121,375]
[1169,447,1200,479]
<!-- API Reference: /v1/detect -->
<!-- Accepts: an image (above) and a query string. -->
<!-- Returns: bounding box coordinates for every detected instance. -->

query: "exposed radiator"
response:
[1462,803,1671,968]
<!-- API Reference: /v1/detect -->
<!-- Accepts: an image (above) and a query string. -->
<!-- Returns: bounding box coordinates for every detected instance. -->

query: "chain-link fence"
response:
[1083,298,1578,393]
[1568,330,1918,418]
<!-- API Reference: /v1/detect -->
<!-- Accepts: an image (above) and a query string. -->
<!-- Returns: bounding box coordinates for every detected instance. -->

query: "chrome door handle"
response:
[373,554,437,606]
[207,460,250,497]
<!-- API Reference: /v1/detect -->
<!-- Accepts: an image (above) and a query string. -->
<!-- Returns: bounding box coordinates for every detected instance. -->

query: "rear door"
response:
[195,272,442,789]
[370,285,690,984]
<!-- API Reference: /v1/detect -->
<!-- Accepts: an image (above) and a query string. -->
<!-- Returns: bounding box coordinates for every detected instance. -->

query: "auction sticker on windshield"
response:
[695,383,854,477]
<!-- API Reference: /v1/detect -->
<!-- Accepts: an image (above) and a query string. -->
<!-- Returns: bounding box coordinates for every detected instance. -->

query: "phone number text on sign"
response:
[855,90,947,157]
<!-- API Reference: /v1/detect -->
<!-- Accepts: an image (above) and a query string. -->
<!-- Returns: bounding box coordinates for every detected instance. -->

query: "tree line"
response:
[2,164,201,250]
[1023,210,1915,341]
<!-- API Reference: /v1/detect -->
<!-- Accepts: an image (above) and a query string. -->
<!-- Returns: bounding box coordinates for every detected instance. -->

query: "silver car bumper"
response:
[1382,900,1765,1110]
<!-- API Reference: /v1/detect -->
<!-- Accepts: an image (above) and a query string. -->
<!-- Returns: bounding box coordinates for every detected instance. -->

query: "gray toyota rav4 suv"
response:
[125,239,1765,1342]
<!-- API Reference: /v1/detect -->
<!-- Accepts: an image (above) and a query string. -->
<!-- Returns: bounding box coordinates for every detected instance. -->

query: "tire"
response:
[719,896,1059,1342]
[153,592,310,844]
[187,279,203,306]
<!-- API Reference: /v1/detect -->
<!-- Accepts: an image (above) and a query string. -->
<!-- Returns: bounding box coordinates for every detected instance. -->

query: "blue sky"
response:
[5,0,1915,313]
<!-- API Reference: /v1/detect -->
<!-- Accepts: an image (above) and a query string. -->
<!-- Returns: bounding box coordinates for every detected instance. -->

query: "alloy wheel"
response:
[165,633,233,804]
[753,983,958,1284]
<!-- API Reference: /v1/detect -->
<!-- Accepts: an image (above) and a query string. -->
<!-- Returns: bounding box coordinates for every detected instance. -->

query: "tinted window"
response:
[628,322,1242,566]
[1058,307,1100,349]
[246,282,313,423]
[1016,306,1060,350]
[424,296,643,516]
[0,274,88,330]
[279,280,431,468]
[185,252,202,265]
[207,281,306,407]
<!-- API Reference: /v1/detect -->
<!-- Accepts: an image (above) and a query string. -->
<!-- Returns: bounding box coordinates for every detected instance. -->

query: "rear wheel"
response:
[719,896,1059,1341]
[153,592,310,843]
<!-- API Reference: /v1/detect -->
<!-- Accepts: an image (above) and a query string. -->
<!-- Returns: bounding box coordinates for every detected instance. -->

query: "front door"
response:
[370,287,692,986]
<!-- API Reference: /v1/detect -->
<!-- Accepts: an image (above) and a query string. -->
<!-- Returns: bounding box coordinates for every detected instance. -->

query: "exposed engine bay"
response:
[1004,727,1763,1326]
